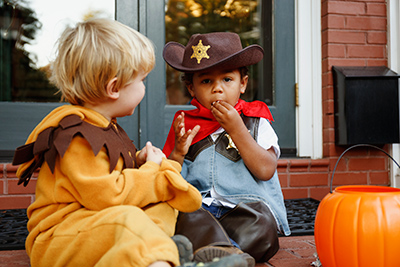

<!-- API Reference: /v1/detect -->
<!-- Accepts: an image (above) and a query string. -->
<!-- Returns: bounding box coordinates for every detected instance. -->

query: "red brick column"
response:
[321,0,388,157]
[279,0,390,200]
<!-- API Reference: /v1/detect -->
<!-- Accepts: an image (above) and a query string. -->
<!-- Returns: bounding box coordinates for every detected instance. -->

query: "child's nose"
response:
[212,82,223,93]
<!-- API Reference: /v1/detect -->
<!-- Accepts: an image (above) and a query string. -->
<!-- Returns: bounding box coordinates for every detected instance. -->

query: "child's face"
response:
[187,69,248,109]
[115,71,148,117]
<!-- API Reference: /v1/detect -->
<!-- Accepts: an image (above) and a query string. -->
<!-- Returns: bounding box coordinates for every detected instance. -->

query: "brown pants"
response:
[175,201,279,262]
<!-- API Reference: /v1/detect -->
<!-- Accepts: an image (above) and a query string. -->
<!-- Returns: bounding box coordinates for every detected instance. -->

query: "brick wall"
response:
[280,0,390,200]
[0,0,392,210]
[307,0,389,199]
[321,0,388,156]
[0,164,36,209]
[278,149,390,200]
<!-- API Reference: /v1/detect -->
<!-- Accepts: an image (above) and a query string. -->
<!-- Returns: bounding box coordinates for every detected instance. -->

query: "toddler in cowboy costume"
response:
[162,32,291,266]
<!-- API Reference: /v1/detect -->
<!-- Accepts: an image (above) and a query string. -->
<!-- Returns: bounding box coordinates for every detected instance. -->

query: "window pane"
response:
[0,0,114,102]
[165,0,264,105]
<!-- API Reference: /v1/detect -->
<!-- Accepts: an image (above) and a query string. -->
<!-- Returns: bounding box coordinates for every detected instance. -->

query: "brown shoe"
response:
[194,246,255,267]
[180,254,247,267]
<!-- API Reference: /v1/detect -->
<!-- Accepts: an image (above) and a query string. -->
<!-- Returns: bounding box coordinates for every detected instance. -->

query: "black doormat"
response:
[0,198,320,251]
[0,209,29,251]
[284,198,320,236]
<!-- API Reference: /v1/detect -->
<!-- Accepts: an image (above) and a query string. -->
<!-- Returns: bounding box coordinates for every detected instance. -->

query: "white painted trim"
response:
[295,0,323,158]
[388,0,400,188]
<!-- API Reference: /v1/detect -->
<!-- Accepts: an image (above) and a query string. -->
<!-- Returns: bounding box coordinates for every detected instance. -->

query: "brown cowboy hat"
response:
[163,32,264,72]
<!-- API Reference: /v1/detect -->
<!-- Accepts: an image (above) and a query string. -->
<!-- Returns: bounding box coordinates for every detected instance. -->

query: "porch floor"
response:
[0,199,319,266]
[0,235,318,267]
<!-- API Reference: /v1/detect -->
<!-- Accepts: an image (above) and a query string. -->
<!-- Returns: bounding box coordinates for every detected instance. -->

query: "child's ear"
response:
[240,75,249,94]
[187,84,196,98]
[106,77,119,99]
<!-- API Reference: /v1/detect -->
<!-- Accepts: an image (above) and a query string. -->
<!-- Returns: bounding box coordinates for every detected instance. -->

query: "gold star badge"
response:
[191,40,210,64]
[225,133,239,153]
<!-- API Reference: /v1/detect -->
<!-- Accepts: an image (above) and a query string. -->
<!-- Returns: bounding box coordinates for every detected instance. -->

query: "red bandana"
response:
[162,98,274,157]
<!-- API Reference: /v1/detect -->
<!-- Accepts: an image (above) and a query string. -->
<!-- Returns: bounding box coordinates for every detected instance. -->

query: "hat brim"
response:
[163,41,264,73]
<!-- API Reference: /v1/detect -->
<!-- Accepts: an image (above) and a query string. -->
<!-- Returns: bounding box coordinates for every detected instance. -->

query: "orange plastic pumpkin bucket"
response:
[314,144,400,267]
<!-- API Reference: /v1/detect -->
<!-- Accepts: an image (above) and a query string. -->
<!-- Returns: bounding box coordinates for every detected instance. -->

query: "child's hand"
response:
[211,100,243,134]
[136,146,147,167]
[170,112,200,164]
[212,101,278,181]
[139,141,166,166]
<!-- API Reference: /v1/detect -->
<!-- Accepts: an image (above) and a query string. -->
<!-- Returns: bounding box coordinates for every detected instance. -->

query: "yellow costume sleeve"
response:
[57,136,202,212]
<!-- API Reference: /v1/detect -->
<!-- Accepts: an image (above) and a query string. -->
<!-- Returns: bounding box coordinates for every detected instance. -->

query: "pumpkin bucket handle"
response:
[329,144,400,193]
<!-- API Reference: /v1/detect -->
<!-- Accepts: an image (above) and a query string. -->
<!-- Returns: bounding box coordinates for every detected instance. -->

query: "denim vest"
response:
[181,116,291,236]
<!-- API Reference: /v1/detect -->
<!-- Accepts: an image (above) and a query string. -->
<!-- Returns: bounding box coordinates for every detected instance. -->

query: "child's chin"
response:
[125,109,135,117]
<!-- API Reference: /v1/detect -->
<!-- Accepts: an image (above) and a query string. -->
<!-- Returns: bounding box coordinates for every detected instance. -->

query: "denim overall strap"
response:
[185,115,259,162]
